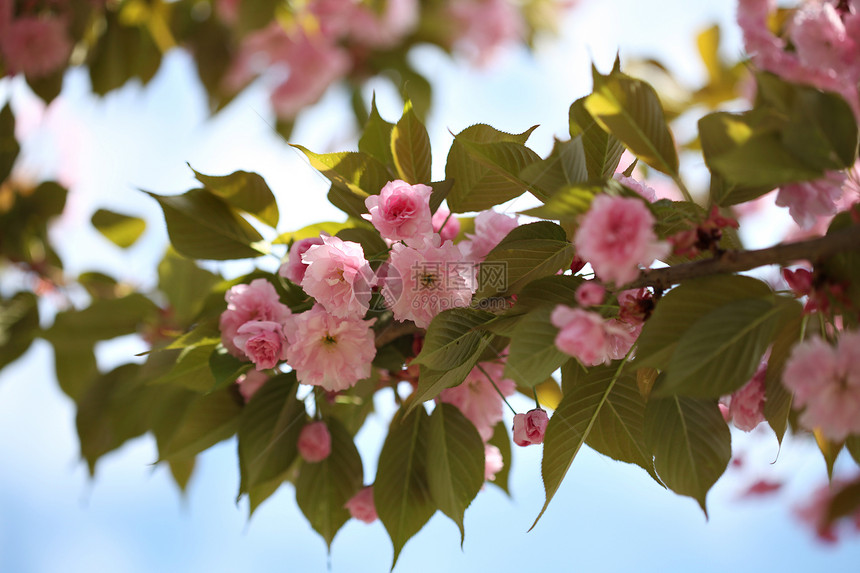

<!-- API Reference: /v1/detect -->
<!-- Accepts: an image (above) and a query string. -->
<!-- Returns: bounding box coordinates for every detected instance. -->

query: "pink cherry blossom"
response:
[297,421,332,463]
[220,279,292,358]
[551,306,605,365]
[484,444,503,481]
[301,235,375,319]
[285,304,376,392]
[794,477,860,544]
[459,210,519,262]
[432,206,461,242]
[439,361,515,441]
[448,0,524,65]
[512,409,549,446]
[727,364,767,432]
[382,235,475,329]
[348,0,419,48]
[575,282,605,307]
[364,180,434,244]
[0,16,72,78]
[776,171,847,229]
[614,174,657,202]
[574,195,669,285]
[782,330,860,441]
[790,2,859,81]
[236,370,269,402]
[233,321,289,370]
[279,236,325,285]
[345,486,378,523]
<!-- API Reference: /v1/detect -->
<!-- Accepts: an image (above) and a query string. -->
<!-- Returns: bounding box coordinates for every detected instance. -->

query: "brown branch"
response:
[624,223,860,291]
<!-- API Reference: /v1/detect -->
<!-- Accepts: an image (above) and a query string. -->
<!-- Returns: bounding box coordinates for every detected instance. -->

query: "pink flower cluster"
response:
[782,329,860,441]
[439,360,516,481]
[459,210,519,262]
[300,235,375,319]
[738,0,860,118]
[0,2,72,79]
[223,0,419,119]
[365,180,434,245]
[345,486,378,523]
[219,278,292,364]
[550,288,649,366]
[574,195,669,285]
[298,421,332,463]
[447,0,524,65]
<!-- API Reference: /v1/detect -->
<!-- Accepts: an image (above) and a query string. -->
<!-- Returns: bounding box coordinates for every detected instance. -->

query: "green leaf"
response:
[237,0,279,34]
[191,166,279,227]
[45,292,160,343]
[518,183,603,221]
[317,375,379,435]
[291,145,391,210]
[149,343,219,392]
[445,124,538,212]
[238,373,305,494]
[426,404,485,545]
[519,137,589,198]
[209,346,251,391]
[391,100,432,185]
[88,12,161,95]
[375,407,435,569]
[168,458,195,493]
[410,338,491,411]
[826,477,860,524]
[585,70,678,175]
[585,372,659,483]
[846,436,860,467]
[157,248,221,326]
[359,95,395,166]
[159,387,243,461]
[91,208,146,248]
[413,308,495,370]
[336,227,389,259]
[487,421,512,494]
[815,430,843,480]
[533,363,621,528]
[644,396,731,515]
[507,274,584,315]
[273,221,352,245]
[504,307,569,388]
[145,189,266,260]
[656,297,789,398]
[76,363,160,474]
[295,418,364,549]
[755,72,859,170]
[0,292,40,371]
[0,103,20,182]
[635,275,773,370]
[477,222,574,298]
[48,338,98,401]
[569,97,625,180]
[764,305,804,444]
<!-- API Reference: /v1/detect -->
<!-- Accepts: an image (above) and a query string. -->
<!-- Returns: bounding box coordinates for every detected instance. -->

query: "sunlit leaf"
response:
[391,100,432,185]
[190,166,279,227]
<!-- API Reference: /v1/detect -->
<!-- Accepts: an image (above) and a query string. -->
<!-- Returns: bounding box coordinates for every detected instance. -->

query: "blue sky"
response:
[1,1,859,571]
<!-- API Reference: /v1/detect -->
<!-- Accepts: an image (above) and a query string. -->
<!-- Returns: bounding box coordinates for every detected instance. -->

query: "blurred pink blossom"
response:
[776,171,847,229]
[348,0,419,48]
[727,364,767,432]
[484,444,503,481]
[574,195,669,285]
[298,421,332,463]
[575,282,605,307]
[614,173,657,202]
[364,180,434,244]
[285,304,376,392]
[448,0,523,65]
[782,329,860,441]
[459,210,519,262]
[345,486,378,523]
[236,370,269,402]
[301,235,375,319]
[512,409,549,446]
[432,206,460,242]
[219,278,292,358]
[551,305,627,366]
[0,16,72,78]
[439,361,515,441]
